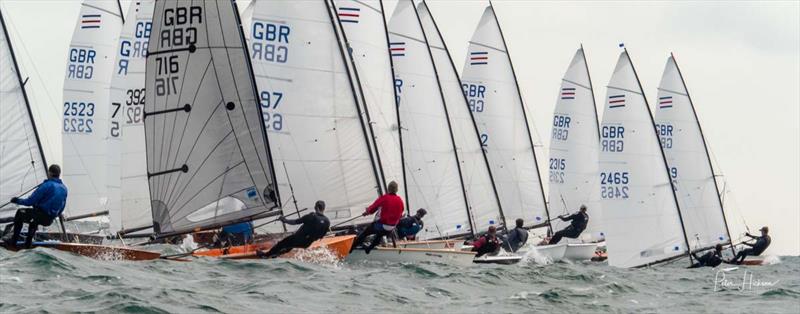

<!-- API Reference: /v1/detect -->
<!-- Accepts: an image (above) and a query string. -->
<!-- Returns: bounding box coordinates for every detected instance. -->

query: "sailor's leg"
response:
[264,234,303,258]
[350,224,377,253]
[24,222,39,248]
[549,229,566,244]
[365,229,390,254]
[10,208,34,246]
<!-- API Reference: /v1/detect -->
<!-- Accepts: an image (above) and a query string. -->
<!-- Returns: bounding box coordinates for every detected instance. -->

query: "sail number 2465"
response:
[600,171,629,199]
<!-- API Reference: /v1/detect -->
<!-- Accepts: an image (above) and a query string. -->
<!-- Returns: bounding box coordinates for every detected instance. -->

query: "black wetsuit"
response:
[263,212,330,258]
[396,215,423,239]
[350,222,395,254]
[550,212,588,244]
[9,208,55,248]
[505,227,529,252]
[731,234,771,264]
[690,250,723,268]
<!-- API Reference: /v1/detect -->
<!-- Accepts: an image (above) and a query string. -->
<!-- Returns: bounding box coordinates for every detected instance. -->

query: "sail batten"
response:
[145,0,279,237]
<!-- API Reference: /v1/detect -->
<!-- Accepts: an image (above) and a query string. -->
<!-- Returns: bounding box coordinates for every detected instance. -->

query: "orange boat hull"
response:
[193,235,356,260]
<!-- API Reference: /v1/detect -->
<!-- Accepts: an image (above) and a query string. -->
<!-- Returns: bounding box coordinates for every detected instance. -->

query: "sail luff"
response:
[664,53,735,256]
[324,0,384,198]
[625,48,693,267]
[410,1,477,235]
[580,44,601,140]
[420,0,505,232]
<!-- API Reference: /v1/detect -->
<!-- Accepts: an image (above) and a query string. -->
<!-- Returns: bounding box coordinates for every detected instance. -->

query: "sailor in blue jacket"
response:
[7,164,68,248]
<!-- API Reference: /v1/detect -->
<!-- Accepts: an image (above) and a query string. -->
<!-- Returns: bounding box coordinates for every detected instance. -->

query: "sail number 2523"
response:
[63,101,94,133]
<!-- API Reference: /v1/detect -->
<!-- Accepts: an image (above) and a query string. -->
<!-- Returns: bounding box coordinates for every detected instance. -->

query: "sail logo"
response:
[390,42,405,57]
[470,51,488,65]
[338,7,360,23]
[608,94,626,108]
[81,14,102,29]
[659,96,673,109]
[561,87,575,100]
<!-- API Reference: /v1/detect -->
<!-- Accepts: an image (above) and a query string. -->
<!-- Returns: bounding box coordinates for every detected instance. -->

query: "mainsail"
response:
[331,0,404,194]
[417,2,503,234]
[654,55,733,251]
[108,0,155,236]
[547,47,604,242]
[145,0,280,237]
[460,5,549,230]
[388,0,473,238]
[0,10,48,220]
[599,50,691,268]
[247,0,382,228]
[61,0,123,218]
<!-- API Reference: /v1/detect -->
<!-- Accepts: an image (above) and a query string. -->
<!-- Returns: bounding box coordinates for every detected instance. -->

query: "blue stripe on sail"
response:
[609,95,625,99]
[339,7,360,11]
[471,51,488,55]
[471,62,488,65]
[82,14,101,18]
[561,97,575,100]
[340,20,358,23]
[81,26,101,29]
[609,104,626,108]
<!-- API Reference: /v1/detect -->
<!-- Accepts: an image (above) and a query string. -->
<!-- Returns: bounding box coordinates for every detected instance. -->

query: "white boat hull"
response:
[347,247,476,266]
[519,243,567,263]
[473,254,522,264]
[393,239,458,250]
[564,243,598,261]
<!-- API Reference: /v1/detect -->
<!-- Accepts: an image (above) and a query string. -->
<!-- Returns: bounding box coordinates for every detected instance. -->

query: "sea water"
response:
[0,248,797,313]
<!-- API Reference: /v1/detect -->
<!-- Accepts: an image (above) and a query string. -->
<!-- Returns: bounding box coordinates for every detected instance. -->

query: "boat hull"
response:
[1,241,160,260]
[394,239,459,250]
[472,255,522,264]
[194,235,355,260]
[347,247,476,266]
[519,243,568,263]
[564,243,598,261]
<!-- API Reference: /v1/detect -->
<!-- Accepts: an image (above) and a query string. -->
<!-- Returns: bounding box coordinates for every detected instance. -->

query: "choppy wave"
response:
[0,248,797,313]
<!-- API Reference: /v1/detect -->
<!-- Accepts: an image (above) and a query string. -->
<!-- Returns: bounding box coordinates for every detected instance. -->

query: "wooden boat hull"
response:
[347,247,476,266]
[1,241,160,261]
[193,235,355,260]
[564,243,598,261]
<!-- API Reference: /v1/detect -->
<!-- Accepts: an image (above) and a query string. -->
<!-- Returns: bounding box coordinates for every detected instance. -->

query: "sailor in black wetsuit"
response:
[729,226,771,265]
[548,205,589,245]
[257,200,330,258]
[689,244,724,268]
[396,208,426,240]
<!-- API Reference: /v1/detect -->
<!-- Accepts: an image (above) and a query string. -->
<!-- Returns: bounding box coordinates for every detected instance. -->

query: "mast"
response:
[411,1,476,236]
[425,0,505,231]
[324,0,384,198]
[233,0,281,210]
[579,44,601,140]
[379,0,409,213]
[626,48,693,266]
[487,1,544,229]
[116,0,125,24]
[670,52,735,255]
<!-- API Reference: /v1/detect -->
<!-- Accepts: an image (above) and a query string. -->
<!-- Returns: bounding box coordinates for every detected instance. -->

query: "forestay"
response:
[460,5,548,230]
[108,0,155,236]
[417,2,502,234]
[548,48,604,242]
[599,51,689,268]
[145,0,279,236]
[61,0,123,218]
[247,0,381,229]
[0,11,48,220]
[388,0,472,239]
[654,55,732,251]
[332,0,403,194]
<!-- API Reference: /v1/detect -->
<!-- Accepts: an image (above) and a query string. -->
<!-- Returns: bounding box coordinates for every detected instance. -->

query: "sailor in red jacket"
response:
[349,181,405,254]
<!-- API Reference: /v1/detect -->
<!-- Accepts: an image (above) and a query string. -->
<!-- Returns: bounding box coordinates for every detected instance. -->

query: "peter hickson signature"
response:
[714,269,780,292]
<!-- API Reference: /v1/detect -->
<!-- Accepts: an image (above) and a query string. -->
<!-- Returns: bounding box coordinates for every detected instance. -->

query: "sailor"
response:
[728,226,771,264]
[396,208,426,240]
[689,244,724,268]
[217,221,254,246]
[257,200,330,258]
[471,226,501,257]
[503,218,529,252]
[548,205,589,245]
[4,165,68,249]
[350,181,405,254]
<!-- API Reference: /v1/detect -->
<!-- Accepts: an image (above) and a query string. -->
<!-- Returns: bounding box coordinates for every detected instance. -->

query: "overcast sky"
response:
[1,0,797,255]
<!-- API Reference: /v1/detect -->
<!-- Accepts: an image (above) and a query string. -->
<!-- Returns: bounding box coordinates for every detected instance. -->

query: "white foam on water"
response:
[762,255,781,265]
[0,276,22,283]
[290,244,342,268]
[519,245,553,265]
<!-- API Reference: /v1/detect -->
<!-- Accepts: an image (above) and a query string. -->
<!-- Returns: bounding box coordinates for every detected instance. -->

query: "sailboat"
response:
[107,0,156,240]
[653,54,751,263]
[600,48,695,268]
[546,46,604,261]
[460,4,565,263]
[144,0,353,260]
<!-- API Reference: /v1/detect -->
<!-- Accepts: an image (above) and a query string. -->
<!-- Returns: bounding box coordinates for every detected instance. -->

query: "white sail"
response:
[460,5,548,230]
[654,55,731,250]
[332,0,403,196]
[417,2,502,233]
[145,0,280,236]
[547,48,604,242]
[0,11,48,220]
[599,51,688,268]
[388,0,473,238]
[61,0,123,218]
[108,0,154,235]
[247,0,382,229]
